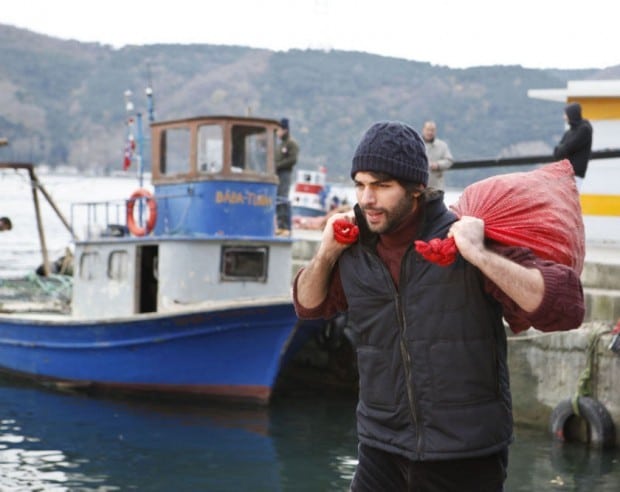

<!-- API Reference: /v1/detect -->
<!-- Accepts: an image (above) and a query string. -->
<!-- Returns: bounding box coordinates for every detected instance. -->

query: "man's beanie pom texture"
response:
[351,121,429,186]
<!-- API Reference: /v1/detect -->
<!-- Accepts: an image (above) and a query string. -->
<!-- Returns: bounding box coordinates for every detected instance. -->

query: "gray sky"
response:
[2,0,618,69]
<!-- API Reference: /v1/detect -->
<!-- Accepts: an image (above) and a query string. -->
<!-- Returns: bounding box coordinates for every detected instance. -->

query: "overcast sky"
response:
[2,0,618,70]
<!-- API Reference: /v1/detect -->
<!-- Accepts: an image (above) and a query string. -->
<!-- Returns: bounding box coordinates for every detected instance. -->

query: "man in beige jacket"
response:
[422,120,453,190]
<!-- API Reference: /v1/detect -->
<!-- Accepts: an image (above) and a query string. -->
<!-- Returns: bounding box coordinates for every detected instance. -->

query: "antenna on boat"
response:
[123,88,151,189]
[146,64,155,123]
[123,90,138,183]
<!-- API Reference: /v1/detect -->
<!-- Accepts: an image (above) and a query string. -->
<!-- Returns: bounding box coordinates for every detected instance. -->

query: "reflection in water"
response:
[0,377,618,491]
[506,426,619,492]
[334,455,357,484]
[0,377,358,491]
[1,377,620,491]
[0,417,116,491]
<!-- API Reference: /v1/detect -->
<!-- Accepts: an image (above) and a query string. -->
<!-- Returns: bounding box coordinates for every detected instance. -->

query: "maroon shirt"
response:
[293,211,585,334]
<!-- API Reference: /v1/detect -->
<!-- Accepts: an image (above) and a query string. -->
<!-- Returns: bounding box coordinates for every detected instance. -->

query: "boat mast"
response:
[124,81,155,189]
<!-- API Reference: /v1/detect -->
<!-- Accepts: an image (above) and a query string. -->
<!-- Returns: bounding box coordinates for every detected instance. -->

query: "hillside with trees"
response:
[1,23,618,187]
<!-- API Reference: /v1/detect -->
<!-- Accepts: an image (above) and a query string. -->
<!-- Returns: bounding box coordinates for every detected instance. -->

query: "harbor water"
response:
[1,376,619,491]
[0,172,619,490]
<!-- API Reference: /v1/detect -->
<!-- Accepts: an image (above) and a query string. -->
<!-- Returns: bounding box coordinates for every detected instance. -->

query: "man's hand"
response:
[318,211,357,256]
[296,211,356,310]
[447,215,486,265]
[448,215,544,312]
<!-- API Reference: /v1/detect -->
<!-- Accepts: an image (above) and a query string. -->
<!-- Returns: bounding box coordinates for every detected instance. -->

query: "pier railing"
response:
[451,148,620,170]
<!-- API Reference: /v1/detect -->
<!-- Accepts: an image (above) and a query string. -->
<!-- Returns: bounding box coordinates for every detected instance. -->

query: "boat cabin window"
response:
[231,125,269,174]
[159,127,191,175]
[79,252,100,280]
[108,250,129,280]
[220,246,268,282]
[198,124,224,173]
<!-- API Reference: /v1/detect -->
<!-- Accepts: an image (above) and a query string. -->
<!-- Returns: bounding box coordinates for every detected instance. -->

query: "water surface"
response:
[0,377,618,491]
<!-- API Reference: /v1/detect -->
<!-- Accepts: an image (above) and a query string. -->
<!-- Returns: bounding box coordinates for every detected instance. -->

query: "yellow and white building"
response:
[528,80,620,244]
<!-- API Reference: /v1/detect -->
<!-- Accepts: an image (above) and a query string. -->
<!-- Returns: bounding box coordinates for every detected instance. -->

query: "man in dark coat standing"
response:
[275,118,299,235]
[553,102,593,190]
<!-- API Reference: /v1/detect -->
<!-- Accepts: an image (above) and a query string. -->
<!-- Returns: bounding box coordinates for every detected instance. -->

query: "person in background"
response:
[275,117,299,236]
[422,120,453,190]
[0,216,12,231]
[553,102,593,191]
[293,121,584,491]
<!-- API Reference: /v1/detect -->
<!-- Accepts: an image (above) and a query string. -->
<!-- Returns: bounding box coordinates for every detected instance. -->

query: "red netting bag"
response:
[415,160,585,273]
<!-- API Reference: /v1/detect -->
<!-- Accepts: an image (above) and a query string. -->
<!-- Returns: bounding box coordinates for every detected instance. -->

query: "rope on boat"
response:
[571,328,606,416]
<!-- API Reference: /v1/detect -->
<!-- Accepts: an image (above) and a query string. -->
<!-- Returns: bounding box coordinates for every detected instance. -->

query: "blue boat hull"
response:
[0,303,309,403]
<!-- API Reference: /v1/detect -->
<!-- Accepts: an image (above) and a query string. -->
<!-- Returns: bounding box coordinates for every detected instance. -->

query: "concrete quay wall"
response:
[509,322,619,446]
[292,233,620,445]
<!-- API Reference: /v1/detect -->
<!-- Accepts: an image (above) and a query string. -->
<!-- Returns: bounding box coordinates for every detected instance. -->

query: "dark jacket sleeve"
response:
[484,245,585,334]
[276,138,299,170]
[553,124,590,159]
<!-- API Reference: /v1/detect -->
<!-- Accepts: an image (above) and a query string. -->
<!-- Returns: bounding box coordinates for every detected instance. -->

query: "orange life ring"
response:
[126,188,157,236]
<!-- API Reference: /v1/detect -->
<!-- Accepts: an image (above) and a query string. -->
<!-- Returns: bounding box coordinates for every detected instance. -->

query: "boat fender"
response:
[127,188,157,236]
[550,396,616,449]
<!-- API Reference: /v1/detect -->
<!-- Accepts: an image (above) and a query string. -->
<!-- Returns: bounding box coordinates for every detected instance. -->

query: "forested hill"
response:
[1,23,619,185]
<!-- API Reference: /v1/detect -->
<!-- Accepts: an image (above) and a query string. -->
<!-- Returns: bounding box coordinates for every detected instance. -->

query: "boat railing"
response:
[70,198,129,240]
[73,189,283,239]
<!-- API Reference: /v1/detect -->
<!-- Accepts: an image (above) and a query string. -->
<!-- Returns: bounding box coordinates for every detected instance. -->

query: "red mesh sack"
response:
[416,160,585,273]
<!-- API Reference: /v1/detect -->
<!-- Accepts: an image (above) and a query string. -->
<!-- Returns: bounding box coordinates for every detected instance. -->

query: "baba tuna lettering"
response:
[215,190,272,206]
[216,191,245,204]
[246,192,273,206]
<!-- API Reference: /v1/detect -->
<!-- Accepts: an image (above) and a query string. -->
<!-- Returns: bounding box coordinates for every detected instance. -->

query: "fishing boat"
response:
[290,166,337,219]
[290,166,353,230]
[0,99,320,404]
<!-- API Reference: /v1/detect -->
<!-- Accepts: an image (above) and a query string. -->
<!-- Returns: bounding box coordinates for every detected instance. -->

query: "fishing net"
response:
[0,274,72,314]
[415,160,585,273]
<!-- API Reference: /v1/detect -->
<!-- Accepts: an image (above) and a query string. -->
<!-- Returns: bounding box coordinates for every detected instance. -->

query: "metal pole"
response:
[31,171,78,241]
[27,166,51,276]
[137,112,144,189]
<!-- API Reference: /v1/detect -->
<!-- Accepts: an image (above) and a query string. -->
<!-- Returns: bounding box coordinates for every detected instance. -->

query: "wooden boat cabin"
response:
[72,116,292,319]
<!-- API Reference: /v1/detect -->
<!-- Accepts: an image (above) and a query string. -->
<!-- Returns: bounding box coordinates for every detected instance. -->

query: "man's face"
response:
[354,171,417,234]
[422,124,436,142]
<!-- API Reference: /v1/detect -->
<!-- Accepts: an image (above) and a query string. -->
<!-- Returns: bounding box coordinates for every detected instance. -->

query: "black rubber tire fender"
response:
[550,396,616,449]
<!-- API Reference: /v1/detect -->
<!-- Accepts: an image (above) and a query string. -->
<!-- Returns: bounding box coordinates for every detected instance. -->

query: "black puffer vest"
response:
[339,192,513,461]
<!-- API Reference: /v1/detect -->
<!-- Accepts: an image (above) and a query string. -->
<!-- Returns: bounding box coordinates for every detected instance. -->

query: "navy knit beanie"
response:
[351,121,429,186]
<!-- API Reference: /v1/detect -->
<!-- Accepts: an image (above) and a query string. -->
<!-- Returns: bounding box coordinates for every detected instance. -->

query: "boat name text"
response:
[215,191,272,207]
